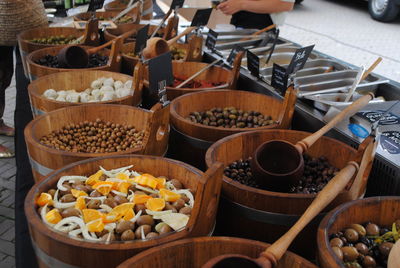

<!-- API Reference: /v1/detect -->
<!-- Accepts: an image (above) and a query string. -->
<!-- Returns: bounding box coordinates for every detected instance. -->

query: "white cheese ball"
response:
[43,89,58,99]
[101,91,114,102]
[57,90,67,98]
[103,77,114,87]
[124,80,133,89]
[84,88,92,95]
[66,92,80,103]
[100,85,114,93]
[79,92,90,103]
[114,80,124,89]
[91,79,103,89]
[91,89,101,100]
[56,95,66,102]
[116,87,131,98]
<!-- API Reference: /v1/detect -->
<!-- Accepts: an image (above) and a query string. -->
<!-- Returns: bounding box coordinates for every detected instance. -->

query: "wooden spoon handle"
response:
[259,161,360,264]
[361,57,382,81]
[295,93,374,154]
[167,26,197,46]
[175,59,220,88]
[239,24,276,41]
[87,28,136,54]
[150,8,173,39]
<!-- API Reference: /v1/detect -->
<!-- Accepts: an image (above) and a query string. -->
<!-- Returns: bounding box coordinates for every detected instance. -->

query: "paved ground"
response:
[281,0,400,82]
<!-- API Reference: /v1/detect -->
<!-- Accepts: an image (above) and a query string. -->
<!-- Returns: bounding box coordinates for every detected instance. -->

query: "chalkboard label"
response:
[190,8,213,27]
[205,29,218,51]
[227,45,245,66]
[246,50,260,78]
[148,52,173,99]
[88,0,105,12]
[271,63,288,94]
[286,45,315,75]
[171,0,185,9]
[381,131,400,154]
[356,110,400,126]
[134,24,150,55]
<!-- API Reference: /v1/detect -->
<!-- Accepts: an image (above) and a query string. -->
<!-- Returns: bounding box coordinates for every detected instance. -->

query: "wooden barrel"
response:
[118,236,318,268]
[144,52,243,101]
[26,40,122,81]
[24,103,169,182]
[104,0,153,20]
[104,23,164,43]
[205,130,376,259]
[17,27,86,78]
[74,10,141,25]
[317,196,400,268]
[25,155,224,268]
[168,88,296,170]
[28,70,143,117]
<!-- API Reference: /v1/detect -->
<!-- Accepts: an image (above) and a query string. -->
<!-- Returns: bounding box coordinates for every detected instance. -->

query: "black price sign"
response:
[227,45,245,66]
[205,29,218,51]
[148,52,173,98]
[247,50,260,78]
[271,63,289,94]
[286,45,314,75]
[134,24,150,55]
[356,110,400,126]
[381,131,400,154]
[190,8,213,27]
[88,0,105,12]
[171,0,185,9]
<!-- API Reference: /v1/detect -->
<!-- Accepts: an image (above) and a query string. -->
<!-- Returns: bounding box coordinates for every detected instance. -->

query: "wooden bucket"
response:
[17,26,98,79]
[24,103,169,182]
[120,37,203,75]
[104,23,165,43]
[317,196,400,268]
[117,236,317,268]
[104,0,153,20]
[73,10,141,25]
[168,88,297,170]
[28,70,143,117]
[205,130,376,259]
[26,39,122,81]
[144,52,243,101]
[25,155,224,268]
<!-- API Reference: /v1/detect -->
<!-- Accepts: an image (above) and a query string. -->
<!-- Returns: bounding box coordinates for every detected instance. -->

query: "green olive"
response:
[331,246,343,261]
[365,223,380,236]
[344,228,359,243]
[355,242,369,255]
[350,224,366,237]
[341,246,359,262]
[330,237,344,248]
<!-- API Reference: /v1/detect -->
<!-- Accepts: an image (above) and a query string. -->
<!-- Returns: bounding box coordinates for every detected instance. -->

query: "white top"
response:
[270,0,295,26]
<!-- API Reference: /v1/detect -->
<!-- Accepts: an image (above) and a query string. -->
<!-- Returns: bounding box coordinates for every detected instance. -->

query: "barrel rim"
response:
[28,70,135,106]
[27,45,112,73]
[24,104,152,158]
[117,236,317,267]
[73,10,137,24]
[104,23,160,40]
[170,89,282,135]
[317,196,400,268]
[205,129,358,200]
[25,154,204,250]
[18,27,84,49]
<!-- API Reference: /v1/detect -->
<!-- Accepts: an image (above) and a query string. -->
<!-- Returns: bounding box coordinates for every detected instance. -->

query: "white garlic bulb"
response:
[101,91,114,101]
[43,89,58,99]
[80,92,90,103]
[124,80,133,89]
[103,78,114,87]
[66,92,80,103]
[91,79,103,89]
[114,80,124,89]
[56,95,66,102]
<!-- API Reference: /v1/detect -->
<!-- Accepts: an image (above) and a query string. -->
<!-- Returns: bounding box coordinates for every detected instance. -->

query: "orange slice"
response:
[92,181,114,196]
[155,177,166,190]
[116,173,129,180]
[159,189,181,202]
[82,209,103,223]
[112,202,135,215]
[75,196,86,210]
[45,209,62,224]
[36,192,53,207]
[134,174,158,189]
[134,194,152,204]
[86,218,104,232]
[123,209,135,221]
[86,170,103,186]
[146,198,165,211]
[117,182,131,194]
[71,189,88,198]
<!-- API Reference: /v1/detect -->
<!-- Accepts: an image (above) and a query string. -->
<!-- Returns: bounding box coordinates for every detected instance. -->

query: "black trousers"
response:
[10,47,38,268]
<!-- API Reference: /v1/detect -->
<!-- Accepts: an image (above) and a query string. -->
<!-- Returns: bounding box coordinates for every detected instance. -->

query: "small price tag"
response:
[227,45,245,66]
[87,0,105,12]
[148,52,173,99]
[190,8,213,27]
[286,45,315,75]
[247,50,260,78]
[205,29,218,51]
[134,24,150,55]
[357,110,400,126]
[171,0,185,9]
[271,63,289,94]
[381,131,400,154]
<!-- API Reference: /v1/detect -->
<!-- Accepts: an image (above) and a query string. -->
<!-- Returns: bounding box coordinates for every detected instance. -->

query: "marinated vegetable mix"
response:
[187,107,275,128]
[329,220,400,267]
[35,165,195,242]
[172,76,224,88]
[30,35,78,45]
[39,119,144,153]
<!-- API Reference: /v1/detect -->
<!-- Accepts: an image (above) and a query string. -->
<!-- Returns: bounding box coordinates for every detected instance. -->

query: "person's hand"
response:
[217,0,243,15]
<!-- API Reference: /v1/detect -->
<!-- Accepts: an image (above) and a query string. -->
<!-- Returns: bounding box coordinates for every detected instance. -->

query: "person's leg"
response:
[0,46,15,158]
[0,46,15,137]
[13,47,38,268]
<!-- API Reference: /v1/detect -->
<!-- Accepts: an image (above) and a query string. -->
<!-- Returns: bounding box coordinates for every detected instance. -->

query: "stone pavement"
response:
[0,74,16,268]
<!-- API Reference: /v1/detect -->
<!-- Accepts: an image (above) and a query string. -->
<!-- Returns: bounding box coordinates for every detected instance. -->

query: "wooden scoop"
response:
[203,161,360,268]
[57,28,137,68]
[250,93,374,192]
[239,24,276,41]
[143,26,196,59]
